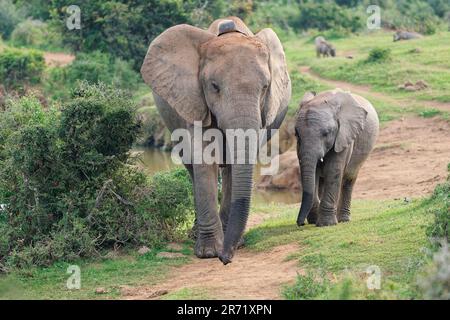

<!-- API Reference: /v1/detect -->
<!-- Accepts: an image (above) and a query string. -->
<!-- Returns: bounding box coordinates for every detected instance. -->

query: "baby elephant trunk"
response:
[297,159,317,226]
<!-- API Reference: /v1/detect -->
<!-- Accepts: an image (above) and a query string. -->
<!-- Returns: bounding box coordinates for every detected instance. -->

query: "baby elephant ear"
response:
[334,92,368,153]
[300,91,316,107]
[141,24,215,125]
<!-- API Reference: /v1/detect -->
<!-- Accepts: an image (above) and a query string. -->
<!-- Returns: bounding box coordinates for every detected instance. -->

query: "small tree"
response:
[0,48,45,90]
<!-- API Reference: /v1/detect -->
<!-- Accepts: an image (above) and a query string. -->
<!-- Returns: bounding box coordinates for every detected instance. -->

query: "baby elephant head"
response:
[295,90,368,226]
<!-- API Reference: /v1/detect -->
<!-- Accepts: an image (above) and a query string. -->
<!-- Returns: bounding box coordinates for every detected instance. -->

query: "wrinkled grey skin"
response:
[295,90,379,227]
[393,31,423,42]
[315,36,336,58]
[141,17,291,264]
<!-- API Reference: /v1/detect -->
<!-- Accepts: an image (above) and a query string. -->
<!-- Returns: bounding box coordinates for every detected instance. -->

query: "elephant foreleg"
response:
[193,163,223,258]
[317,153,345,227]
[337,177,356,223]
[307,175,322,225]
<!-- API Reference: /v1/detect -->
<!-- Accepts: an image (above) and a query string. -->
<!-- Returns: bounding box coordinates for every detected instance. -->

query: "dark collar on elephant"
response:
[218,30,248,37]
[218,20,248,37]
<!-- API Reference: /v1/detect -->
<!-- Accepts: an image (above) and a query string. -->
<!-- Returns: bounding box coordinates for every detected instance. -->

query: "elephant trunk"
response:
[219,116,259,265]
[297,156,317,226]
[220,163,254,265]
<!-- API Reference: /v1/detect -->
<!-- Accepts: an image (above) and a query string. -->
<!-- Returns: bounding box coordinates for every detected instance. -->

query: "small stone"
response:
[95,287,108,294]
[138,246,151,255]
[147,290,169,298]
[404,197,411,203]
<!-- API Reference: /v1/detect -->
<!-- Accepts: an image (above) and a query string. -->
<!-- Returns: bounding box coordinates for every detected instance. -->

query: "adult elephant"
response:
[141,17,291,264]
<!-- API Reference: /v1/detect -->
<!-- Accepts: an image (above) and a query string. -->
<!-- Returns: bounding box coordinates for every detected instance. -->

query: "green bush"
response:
[418,242,450,300]
[291,2,363,33]
[418,165,450,299]
[0,48,45,90]
[0,0,26,39]
[10,19,62,50]
[0,83,194,270]
[46,52,141,100]
[426,167,449,243]
[50,0,190,70]
[365,48,392,64]
[282,272,330,300]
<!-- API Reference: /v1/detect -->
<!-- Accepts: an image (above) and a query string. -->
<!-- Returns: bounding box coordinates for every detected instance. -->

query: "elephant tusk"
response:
[320,158,324,163]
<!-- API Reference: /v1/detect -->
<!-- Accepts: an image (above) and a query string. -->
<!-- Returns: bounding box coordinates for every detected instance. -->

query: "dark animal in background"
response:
[295,90,379,227]
[393,31,423,42]
[315,36,336,58]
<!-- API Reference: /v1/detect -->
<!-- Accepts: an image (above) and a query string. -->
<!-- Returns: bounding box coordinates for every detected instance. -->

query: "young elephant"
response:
[295,90,379,227]
[393,31,423,42]
[315,36,336,58]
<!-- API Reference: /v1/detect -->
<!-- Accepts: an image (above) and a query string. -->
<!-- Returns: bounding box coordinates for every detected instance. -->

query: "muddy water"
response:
[135,148,300,206]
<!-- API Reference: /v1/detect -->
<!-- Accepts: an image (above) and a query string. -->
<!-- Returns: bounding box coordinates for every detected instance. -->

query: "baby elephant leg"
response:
[307,176,324,225]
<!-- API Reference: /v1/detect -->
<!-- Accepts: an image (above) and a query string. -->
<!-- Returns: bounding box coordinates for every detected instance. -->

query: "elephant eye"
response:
[211,82,220,93]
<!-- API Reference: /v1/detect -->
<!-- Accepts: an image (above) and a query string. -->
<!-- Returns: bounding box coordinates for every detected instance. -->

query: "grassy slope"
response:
[284,30,450,121]
[247,199,433,299]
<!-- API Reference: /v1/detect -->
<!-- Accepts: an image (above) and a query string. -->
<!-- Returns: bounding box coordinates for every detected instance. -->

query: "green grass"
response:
[0,244,193,299]
[161,287,210,300]
[246,198,436,299]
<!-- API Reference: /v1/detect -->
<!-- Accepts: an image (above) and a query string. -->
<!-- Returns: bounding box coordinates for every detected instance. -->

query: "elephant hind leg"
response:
[337,177,356,223]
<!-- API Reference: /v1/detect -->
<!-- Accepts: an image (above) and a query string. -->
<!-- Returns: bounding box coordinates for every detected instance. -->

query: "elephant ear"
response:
[141,24,215,125]
[256,28,291,127]
[300,91,316,107]
[334,92,368,153]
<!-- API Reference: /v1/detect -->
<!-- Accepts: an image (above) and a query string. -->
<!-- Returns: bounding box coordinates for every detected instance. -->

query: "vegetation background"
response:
[0,0,448,300]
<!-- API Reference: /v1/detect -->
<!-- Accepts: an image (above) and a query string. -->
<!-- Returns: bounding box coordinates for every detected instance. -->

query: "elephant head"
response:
[141,18,291,263]
[329,45,336,57]
[296,90,367,226]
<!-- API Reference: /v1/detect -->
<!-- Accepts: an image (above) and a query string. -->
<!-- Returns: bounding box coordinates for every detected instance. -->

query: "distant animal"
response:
[295,90,379,227]
[393,31,423,42]
[315,36,336,58]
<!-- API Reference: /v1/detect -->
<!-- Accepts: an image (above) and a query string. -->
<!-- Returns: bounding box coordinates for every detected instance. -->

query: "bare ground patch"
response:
[355,116,450,199]
[122,244,301,300]
[44,52,75,67]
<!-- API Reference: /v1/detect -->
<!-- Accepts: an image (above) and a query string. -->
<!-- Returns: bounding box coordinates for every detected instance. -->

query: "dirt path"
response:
[122,212,301,300]
[355,116,450,199]
[299,66,450,112]
[43,52,75,67]
[122,243,301,300]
